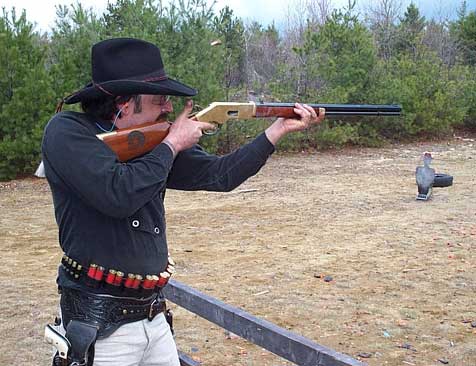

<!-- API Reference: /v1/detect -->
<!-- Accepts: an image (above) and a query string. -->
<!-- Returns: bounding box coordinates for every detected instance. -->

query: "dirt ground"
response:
[1,135,475,366]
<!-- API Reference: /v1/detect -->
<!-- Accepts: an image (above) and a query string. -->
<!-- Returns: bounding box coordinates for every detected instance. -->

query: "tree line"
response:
[0,0,475,180]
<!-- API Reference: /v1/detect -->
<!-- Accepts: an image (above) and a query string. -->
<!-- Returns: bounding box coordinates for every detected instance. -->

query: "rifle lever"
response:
[203,123,221,136]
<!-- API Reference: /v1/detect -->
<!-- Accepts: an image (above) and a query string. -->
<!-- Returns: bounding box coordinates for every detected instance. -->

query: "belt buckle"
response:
[148,298,158,321]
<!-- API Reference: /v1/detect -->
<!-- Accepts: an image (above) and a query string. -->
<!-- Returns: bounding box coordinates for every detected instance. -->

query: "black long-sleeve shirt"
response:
[42,111,274,293]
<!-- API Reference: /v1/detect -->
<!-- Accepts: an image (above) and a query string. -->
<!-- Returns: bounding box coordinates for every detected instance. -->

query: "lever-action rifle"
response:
[97,101,402,162]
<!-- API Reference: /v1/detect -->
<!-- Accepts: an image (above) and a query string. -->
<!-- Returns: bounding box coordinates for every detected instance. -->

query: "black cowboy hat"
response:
[64,38,197,104]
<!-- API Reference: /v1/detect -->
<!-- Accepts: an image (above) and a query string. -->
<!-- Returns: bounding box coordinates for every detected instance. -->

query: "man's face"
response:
[115,94,173,129]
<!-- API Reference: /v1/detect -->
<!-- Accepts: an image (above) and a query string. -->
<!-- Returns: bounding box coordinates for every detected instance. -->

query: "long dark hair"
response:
[80,95,142,120]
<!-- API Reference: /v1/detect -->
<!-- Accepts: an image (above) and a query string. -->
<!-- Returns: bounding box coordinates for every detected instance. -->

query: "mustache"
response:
[155,113,169,122]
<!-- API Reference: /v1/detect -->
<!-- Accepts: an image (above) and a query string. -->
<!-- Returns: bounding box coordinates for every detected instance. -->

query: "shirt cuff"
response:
[161,140,177,159]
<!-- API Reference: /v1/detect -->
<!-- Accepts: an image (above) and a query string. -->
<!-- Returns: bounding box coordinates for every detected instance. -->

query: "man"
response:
[42,37,324,366]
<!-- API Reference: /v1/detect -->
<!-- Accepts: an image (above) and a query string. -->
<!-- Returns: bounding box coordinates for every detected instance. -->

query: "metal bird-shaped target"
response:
[415,152,435,201]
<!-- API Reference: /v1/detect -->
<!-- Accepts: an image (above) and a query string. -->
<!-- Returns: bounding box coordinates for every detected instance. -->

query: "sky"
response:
[1,0,475,33]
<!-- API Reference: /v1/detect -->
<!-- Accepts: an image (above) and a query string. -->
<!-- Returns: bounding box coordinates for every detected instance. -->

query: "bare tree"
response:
[423,20,458,69]
[421,0,459,68]
[242,21,279,95]
[279,0,334,97]
[282,0,308,97]
[366,0,402,60]
[307,0,332,26]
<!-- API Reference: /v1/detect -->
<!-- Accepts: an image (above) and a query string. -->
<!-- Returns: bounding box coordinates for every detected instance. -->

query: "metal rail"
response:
[163,280,365,366]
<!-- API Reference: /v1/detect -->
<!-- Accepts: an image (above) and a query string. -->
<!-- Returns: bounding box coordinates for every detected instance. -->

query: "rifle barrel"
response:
[255,103,402,117]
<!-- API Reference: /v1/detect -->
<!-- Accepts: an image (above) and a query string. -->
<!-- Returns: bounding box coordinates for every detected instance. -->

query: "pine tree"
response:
[0,8,55,180]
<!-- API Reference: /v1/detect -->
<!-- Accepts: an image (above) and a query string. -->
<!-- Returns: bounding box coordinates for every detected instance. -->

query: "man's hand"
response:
[162,100,216,155]
[265,103,325,146]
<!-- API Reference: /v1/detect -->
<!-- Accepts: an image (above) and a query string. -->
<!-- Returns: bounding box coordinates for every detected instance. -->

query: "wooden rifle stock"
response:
[97,121,171,162]
[97,101,402,162]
